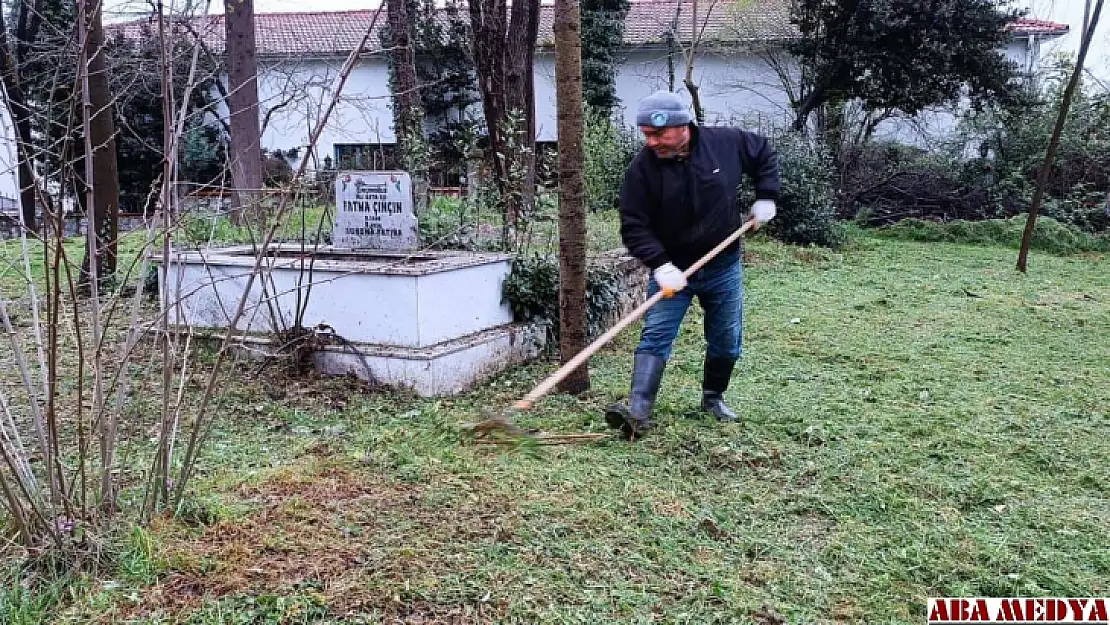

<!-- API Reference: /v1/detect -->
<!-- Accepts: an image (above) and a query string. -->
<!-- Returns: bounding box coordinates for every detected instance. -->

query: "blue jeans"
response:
[636,249,742,362]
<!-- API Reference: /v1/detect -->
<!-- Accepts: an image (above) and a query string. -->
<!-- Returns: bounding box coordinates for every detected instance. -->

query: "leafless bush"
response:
[0,0,385,575]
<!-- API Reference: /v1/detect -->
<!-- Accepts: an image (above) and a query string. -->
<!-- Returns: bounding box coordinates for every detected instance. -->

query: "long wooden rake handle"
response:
[514,218,757,409]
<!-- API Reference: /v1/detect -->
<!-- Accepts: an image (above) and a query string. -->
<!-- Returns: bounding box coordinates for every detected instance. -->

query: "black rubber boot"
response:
[701,355,738,422]
[605,352,667,438]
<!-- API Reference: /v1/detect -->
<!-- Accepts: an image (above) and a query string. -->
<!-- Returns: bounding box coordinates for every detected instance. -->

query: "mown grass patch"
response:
[4,234,1107,624]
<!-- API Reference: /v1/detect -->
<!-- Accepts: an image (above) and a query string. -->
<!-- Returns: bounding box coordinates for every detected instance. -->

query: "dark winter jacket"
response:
[619,124,780,271]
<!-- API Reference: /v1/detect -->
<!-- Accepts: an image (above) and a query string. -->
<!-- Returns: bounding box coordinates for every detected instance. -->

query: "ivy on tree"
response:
[415,0,481,182]
[380,0,480,183]
[580,0,629,116]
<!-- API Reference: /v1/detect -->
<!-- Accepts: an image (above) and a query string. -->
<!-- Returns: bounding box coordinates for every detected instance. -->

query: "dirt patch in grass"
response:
[132,462,516,620]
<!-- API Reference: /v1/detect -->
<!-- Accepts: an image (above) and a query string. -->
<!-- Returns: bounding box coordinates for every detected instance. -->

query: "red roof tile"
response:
[571,0,797,46]
[1005,17,1070,36]
[109,3,1069,57]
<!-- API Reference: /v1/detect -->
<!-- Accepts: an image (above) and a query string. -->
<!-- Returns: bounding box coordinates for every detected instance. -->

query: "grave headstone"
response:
[333,171,418,250]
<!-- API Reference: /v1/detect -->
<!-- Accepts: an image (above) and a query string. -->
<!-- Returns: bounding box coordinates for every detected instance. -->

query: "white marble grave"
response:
[154,172,543,396]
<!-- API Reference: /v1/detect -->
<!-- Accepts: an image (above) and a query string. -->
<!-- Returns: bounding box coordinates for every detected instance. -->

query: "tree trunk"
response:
[554,0,589,394]
[79,0,119,286]
[467,0,511,224]
[0,17,37,233]
[469,0,539,248]
[682,0,704,124]
[224,0,263,225]
[387,0,429,214]
[505,0,540,240]
[665,31,676,91]
[793,82,826,132]
[1017,0,1104,273]
[683,76,703,124]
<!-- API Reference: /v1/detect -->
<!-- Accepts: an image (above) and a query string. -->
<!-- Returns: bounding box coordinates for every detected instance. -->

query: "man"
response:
[605,90,780,437]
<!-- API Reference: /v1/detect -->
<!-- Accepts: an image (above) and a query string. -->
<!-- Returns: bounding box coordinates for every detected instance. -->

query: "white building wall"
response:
[223,35,1056,162]
[870,36,1048,150]
[538,46,797,135]
[0,91,22,211]
[533,53,558,142]
[211,55,397,168]
[248,46,797,155]
[610,46,795,130]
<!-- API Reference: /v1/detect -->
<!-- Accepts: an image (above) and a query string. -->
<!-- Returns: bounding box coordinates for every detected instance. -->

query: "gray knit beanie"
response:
[635,90,693,128]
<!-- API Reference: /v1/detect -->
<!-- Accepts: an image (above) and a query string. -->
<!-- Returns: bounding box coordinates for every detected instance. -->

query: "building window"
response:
[333,143,400,170]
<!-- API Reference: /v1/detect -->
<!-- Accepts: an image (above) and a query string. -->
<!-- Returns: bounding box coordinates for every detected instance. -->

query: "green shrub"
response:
[584,110,642,213]
[262,152,293,186]
[501,253,624,348]
[179,212,247,247]
[952,58,1110,233]
[875,215,1110,255]
[179,121,227,184]
[176,206,332,248]
[502,254,559,327]
[0,571,69,625]
[1037,184,1110,234]
[419,196,479,249]
[742,131,844,248]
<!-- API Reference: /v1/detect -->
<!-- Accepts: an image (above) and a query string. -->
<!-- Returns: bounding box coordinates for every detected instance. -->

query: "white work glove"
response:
[750,199,776,228]
[653,262,687,298]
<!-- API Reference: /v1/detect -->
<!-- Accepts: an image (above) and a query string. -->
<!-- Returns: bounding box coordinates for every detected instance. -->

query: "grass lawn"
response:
[2,231,1108,624]
[0,206,332,296]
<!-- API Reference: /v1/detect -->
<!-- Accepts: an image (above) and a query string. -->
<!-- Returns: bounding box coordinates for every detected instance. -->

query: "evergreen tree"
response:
[415,0,480,184]
[106,24,225,213]
[580,0,628,116]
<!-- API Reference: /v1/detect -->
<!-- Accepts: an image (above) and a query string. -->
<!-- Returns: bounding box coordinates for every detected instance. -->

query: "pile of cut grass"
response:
[874,214,1110,255]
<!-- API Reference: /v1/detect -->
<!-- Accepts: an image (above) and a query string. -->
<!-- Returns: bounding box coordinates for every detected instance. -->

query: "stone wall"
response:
[0,214,85,240]
[591,249,648,332]
[0,215,25,239]
[0,213,161,241]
